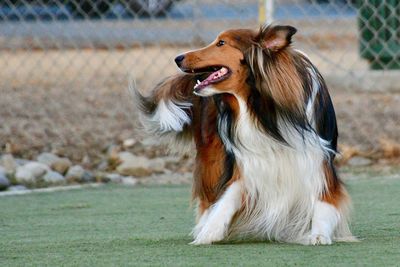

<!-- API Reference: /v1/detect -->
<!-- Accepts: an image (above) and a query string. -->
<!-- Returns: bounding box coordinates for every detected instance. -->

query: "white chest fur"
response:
[227,97,329,242]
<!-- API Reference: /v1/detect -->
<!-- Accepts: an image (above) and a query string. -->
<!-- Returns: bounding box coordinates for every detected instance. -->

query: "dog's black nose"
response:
[174,54,185,67]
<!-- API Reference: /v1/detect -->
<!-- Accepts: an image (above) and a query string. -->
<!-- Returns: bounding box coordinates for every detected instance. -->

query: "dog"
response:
[134,24,355,245]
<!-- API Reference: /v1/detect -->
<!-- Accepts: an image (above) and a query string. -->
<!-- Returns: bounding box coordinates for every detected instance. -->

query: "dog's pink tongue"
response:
[195,67,228,90]
[205,67,228,82]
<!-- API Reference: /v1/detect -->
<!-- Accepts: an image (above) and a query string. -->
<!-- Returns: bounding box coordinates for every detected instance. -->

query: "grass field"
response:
[1,177,400,266]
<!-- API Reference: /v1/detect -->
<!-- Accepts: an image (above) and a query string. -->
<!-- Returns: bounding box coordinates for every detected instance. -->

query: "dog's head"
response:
[174,24,297,98]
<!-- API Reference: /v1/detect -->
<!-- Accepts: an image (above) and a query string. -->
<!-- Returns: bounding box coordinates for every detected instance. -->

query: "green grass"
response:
[1,178,400,266]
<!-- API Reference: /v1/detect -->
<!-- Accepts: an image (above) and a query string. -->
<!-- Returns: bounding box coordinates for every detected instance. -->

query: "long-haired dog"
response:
[134,24,355,245]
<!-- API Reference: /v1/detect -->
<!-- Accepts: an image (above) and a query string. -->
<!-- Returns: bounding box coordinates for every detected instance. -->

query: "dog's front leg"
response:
[309,200,340,245]
[190,181,242,245]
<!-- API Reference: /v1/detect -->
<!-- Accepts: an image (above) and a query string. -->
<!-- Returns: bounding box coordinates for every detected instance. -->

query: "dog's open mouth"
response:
[183,66,231,92]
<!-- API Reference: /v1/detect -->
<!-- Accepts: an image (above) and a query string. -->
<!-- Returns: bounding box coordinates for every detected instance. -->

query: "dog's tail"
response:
[130,74,197,153]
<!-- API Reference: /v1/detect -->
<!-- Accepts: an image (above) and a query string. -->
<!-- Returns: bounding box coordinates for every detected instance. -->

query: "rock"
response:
[37,153,72,174]
[103,173,137,184]
[42,171,65,184]
[149,158,166,173]
[121,177,138,186]
[1,154,17,173]
[0,166,6,174]
[24,162,50,177]
[116,152,152,177]
[51,158,72,174]
[105,173,124,183]
[15,162,50,183]
[81,155,91,168]
[0,170,10,190]
[81,171,94,183]
[15,158,31,166]
[123,138,137,148]
[8,185,28,191]
[15,167,35,182]
[96,160,109,172]
[65,165,85,182]
[97,161,109,172]
[37,152,59,166]
[347,156,373,166]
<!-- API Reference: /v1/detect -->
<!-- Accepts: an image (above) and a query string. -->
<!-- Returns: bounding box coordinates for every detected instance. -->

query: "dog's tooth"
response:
[197,79,201,85]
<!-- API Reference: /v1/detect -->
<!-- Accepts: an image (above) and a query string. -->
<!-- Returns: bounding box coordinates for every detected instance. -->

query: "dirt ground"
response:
[1,48,399,169]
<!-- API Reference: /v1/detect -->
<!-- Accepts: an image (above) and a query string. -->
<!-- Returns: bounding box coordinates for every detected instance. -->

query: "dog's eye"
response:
[216,40,225,47]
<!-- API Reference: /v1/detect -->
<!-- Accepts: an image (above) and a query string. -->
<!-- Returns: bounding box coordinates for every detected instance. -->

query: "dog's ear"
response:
[256,25,297,52]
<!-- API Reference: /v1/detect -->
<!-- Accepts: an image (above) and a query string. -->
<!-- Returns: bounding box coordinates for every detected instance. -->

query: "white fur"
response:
[191,181,242,245]
[193,85,220,97]
[192,208,210,238]
[151,99,192,132]
[226,96,329,243]
[309,201,340,245]
[306,66,320,125]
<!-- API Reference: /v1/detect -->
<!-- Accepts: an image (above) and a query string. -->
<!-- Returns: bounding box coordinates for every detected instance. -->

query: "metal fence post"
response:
[259,0,274,25]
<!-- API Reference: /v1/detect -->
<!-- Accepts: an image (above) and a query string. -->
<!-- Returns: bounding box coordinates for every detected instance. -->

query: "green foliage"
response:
[1,178,400,266]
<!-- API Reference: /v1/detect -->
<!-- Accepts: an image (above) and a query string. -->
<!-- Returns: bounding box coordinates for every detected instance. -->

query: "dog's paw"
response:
[191,224,204,239]
[191,210,210,238]
[309,234,332,245]
[190,223,227,245]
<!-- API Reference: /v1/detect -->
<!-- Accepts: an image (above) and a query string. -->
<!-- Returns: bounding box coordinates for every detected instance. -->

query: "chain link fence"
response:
[0,0,399,167]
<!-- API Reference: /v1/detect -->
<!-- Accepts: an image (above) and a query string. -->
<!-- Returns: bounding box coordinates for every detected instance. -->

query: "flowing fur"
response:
[134,24,355,245]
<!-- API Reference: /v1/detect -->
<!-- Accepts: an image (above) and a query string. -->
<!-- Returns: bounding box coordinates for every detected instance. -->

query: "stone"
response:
[0,170,10,190]
[81,171,94,183]
[81,155,91,169]
[51,158,72,174]
[15,167,35,182]
[149,158,166,173]
[15,158,31,166]
[116,152,152,177]
[37,152,72,174]
[15,162,50,183]
[121,177,138,186]
[105,173,124,183]
[97,161,109,172]
[42,171,65,184]
[0,166,6,174]
[37,152,59,166]
[123,138,137,148]
[65,165,85,182]
[8,185,28,191]
[23,162,50,178]
[1,154,17,173]
[347,156,373,166]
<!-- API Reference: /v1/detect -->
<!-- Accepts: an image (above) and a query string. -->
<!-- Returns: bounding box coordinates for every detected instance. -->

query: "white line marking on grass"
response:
[0,183,104,197]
